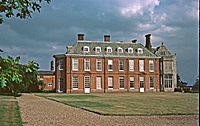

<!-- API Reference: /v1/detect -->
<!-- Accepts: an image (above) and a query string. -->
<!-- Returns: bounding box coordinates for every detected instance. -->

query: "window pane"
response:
[130,77,135,88]
[119,60,124,71]
[150,76,154,88]
[84,59,90,71]
[140,77,144,88]
[108,60,113,71]
[108,77,113,88]
[72,76,78,89]
[119,77,124,88]
[96,77,102,89]
[84,76,90,88]
[96,59,102,71]
[139,60,144,72]
[149,60,154,72]
[129,60,134,71]
[72,58,78,70]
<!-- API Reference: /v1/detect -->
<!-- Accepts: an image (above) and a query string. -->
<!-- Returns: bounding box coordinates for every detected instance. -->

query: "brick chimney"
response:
[145,34,152,51]
[104,35,110,42]
[50,60,54,71]
[77,34,84,41]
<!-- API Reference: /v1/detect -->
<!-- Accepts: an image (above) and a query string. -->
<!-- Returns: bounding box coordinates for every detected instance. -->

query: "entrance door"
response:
[139,77,144,92]
[84,76,90,93]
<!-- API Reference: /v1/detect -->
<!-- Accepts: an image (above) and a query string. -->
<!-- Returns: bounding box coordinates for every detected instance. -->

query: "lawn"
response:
[37,92,199,116]
[0,95,23,126]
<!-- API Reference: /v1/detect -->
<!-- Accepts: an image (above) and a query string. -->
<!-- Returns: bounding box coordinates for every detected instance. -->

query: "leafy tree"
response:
[177,74,187,88]
[0,49,39,96]
[193,78,199,92]
[0,0,50,24]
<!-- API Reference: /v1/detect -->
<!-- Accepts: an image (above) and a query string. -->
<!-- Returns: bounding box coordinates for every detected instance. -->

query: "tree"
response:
[0,50,39,96]
[177,74,187,88]
[193,78,199,92]
[0,0,50,24]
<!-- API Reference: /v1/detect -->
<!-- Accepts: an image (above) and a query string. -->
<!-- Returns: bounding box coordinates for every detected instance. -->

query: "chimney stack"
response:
[145,34,152,51]
[132,39,137,43]
[50,60,54,71]
[104,35,110,42]
[77,34,84,41]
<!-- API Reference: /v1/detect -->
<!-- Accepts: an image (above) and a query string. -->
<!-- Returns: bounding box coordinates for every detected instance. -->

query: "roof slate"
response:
[67,41,158,58]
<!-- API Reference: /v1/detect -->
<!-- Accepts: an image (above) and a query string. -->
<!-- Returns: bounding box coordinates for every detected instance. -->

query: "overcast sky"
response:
[0,0,199,85]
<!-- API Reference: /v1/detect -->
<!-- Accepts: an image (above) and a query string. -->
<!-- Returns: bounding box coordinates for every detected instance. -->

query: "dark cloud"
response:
[0,0,198,84]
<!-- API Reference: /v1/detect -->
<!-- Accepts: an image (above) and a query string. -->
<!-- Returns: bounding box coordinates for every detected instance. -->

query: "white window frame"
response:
[83,46,90,53]
[140,76,144,88]
[96,59,102,71]
[138,48,143,54]
[72,76,78,90]
[150,76,154,89]
[95,47,101,53]
[119,60,124,71]
[96,77,102,89]
[130,77,135,89]
[48,83,53,87]
[84,59,90,71]
[149,60,154,72]
[72,58,78,71]
[59,60,64,70]
[107,47,112,53]
[139,60,144,72]
[128,47,133,53]
[108,77,113,89]
[119,76,124,89]
[117,47,123,53]
[84,76,90,88]
[108,59,113,71]
[129,60,134,71]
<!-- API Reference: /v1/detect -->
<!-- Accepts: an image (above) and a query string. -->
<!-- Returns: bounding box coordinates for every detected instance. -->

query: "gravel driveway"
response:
[17,93,199,126]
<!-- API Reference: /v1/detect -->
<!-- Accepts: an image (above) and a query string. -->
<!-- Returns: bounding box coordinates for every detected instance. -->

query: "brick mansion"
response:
[38,33,177,93]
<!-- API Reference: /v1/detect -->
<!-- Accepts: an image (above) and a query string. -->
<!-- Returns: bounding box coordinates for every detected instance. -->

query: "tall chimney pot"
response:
[77,34,84,41]
[145,33,152,51]
[104,35,110,42]
[50,60,54,71]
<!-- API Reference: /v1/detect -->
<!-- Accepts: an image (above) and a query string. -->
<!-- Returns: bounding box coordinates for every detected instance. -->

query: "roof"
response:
[155,43,173,56]
[66,41,159,58]
[37,71,54,75]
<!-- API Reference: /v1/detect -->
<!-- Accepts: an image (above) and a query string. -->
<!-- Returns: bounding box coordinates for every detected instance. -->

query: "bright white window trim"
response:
[108,59,113,71]
[128,47,133,53]
[138,48,143,54]
[150,76,154,89]
[96,77,102,89]
[84,59,90,71]
[59,60,64,70]
[96,59,102,71]
[149,60,154,72]
[108,77,113,89]
[130,77,135,89]
[83,46,90,53]
[107,47,112,53]
[72,76,78,90]
[72,58,78,71]
[140,76,144,88]
[119,60,124,71]
[129,60,134,71]
[95,47,101,53]
[139,60,144,72]
[119,77,124,89]
[117,47,123,53]
[48,83,53,87]
[84,76,90,88]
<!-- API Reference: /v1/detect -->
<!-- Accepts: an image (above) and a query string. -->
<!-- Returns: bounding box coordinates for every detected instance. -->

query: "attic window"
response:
[83,46,90,52]
[138,48,143,54]
[117,47,123,53]
[128,47,133,53]
[107,47,112,53]
[95,47,101,53]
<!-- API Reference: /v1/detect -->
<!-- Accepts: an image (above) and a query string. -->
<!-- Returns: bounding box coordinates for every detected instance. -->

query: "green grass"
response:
[37,92,199,116]
[0,95,23,126]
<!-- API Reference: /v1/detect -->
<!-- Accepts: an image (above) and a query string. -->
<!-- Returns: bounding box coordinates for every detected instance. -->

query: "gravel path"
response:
[17,93,199,126]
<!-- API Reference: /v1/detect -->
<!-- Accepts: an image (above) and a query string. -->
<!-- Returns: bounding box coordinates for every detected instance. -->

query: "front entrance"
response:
[139,77,144,92]
[84,76,90,93]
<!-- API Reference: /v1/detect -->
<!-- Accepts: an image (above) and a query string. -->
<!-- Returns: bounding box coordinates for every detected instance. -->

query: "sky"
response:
[0,0,199,85]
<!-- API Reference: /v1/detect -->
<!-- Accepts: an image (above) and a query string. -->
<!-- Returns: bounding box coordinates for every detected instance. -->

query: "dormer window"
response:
[107,47,112,53]
[83,46,89,52]
[138,48,143,54]
[117,47,123,53]
[128,47,133,53]
[95,47,101,53]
